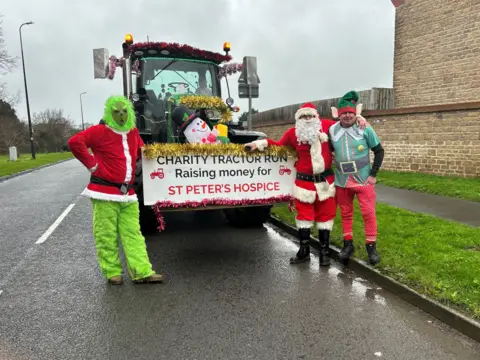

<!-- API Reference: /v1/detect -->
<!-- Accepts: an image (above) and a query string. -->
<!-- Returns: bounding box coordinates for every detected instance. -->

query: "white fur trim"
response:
[318,132,329,143]
[317,220,334,231]
[356,103,363,116]
[293,185,316,203]
[88,164,98,173]
[122,133,133,183]
[309,137,325,174]
[296,219,314,229]
[253,139,268,151]
[331,106,339,119]
[295,107,318,121]
[314,181,336,202]
[81,188,138,202]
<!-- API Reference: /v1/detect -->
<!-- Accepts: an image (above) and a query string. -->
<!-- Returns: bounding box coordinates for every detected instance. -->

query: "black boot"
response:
[366,243,380,265]
[318,230,331,266]
[290,228,311,264]
[338,239,354,263]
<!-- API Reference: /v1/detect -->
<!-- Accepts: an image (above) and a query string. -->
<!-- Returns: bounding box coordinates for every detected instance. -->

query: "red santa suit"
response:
[251,104,337,231]
[68,123,143,202]
[249,102,336,265]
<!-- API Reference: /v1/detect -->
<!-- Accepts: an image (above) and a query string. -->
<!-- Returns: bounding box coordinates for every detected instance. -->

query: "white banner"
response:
[142,153,296,206]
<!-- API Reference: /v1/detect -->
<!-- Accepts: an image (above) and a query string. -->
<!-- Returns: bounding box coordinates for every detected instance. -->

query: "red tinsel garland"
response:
[128,42,232,64]
[152,195,292,231]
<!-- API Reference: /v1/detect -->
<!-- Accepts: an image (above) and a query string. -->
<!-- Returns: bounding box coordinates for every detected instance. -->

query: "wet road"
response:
[1,162,480,360]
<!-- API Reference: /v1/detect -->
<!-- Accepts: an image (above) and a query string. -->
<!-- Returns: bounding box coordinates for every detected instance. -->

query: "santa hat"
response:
[295,102,318,121]
[331,90,363,118]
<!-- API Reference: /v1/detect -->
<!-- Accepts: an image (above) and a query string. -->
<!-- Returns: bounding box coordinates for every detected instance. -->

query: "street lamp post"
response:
[80,92,86,130]
[19,21,35,159]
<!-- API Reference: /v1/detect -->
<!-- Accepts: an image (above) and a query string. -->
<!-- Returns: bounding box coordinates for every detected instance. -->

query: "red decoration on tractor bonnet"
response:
[128,42,232,64]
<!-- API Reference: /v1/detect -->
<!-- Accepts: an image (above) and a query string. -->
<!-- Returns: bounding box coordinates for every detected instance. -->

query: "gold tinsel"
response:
[143,143,297,159]
[179,95,232,123]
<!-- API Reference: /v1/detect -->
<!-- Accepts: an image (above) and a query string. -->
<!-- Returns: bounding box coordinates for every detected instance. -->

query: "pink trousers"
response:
[335,184,377,243]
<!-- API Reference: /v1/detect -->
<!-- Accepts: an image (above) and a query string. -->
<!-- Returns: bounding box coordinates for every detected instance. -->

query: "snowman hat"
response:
[171,105,200,131]
[179,112,201,131]
[295,102,319,121]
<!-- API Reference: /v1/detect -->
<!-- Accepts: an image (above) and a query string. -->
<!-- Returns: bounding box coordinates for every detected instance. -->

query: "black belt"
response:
[90,176,133,195]
[296,169,334,183]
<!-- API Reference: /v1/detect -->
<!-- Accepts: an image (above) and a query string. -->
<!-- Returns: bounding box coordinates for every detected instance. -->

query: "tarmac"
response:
[375,184,480,227]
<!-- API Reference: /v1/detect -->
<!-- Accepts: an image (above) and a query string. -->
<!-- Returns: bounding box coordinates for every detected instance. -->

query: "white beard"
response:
[295,118,321,145]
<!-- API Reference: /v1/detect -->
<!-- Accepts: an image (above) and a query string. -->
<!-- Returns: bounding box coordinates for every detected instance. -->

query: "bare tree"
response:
[0,14,19,103]
[0,100,27,153]
[32,109,77,152]
[0,14,17,74]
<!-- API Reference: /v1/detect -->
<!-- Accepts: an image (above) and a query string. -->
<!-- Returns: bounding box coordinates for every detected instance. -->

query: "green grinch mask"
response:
[103,95,136,131]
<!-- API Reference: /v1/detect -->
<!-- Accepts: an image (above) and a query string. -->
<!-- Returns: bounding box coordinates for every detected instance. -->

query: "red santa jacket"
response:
[68,124,143,202]
[253,119,336,204]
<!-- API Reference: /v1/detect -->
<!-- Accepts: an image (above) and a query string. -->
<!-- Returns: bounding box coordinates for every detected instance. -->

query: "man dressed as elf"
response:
[329,90,385,265]
[244,103,366,265]
[68,95,164,285]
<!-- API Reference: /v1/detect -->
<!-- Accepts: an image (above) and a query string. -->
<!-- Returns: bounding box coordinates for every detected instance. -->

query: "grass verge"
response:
[0,152,74,177]
[377,170,480,202]
[271,202,480,319]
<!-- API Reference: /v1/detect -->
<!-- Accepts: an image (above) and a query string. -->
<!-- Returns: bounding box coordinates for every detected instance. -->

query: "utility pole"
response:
[80,92,86,130]
[19,21,35,159]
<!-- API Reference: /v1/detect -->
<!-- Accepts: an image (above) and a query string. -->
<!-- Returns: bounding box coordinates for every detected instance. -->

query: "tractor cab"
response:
[92,34,263,145]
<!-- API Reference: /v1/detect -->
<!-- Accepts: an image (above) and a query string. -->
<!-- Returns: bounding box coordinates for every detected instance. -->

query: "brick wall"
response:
[394,0,480,107]
[254,108,480,177]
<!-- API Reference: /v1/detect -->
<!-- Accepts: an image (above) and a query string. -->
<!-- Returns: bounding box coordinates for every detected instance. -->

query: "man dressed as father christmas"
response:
[244,103,366,265]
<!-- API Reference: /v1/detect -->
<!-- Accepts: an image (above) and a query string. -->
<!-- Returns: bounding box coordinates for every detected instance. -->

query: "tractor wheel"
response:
[223,206,272,228]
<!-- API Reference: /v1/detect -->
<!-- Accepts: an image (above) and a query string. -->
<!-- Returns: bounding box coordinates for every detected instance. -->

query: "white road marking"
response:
[35,204,76,244]
[0,290,3,296]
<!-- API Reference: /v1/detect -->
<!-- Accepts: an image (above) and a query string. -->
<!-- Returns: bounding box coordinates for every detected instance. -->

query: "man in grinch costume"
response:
[68,95,164,285]
[329,90,384,265]
[244,103,366,266]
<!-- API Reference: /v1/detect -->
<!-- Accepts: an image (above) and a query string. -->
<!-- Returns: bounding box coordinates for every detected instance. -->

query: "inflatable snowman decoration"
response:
[183,116,219,144]
[171,105,230,145]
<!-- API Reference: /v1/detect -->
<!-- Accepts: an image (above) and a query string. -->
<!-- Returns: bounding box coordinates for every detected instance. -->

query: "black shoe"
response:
[366,243,380,265]
[290,228,311,264]
[338,240,354,262]
[318,230,331,266]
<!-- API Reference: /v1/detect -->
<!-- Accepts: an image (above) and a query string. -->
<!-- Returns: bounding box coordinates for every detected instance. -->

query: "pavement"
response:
[376,184,480,227]
[0,161,480,359]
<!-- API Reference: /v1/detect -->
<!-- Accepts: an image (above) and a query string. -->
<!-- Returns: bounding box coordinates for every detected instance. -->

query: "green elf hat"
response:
[331,90,363,118]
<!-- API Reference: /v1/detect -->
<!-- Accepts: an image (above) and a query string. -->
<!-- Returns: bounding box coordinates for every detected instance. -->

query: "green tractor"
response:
[93,34,273,232]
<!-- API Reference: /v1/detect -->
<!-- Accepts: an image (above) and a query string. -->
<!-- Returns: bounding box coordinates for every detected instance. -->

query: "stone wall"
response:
[364,108,480,177]
[394,0,480,107]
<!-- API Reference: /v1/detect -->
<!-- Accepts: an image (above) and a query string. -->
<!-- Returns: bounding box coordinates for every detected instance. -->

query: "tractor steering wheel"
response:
[168,82,190,92]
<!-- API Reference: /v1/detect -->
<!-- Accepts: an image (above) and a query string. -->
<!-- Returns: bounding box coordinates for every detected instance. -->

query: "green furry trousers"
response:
[90,199,155,281]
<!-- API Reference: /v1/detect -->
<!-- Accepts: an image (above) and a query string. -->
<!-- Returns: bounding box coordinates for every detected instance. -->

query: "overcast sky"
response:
[2,0,395,128]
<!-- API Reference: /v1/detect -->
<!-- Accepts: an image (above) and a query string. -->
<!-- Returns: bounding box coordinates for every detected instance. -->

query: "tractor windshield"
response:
[134,57,221,136]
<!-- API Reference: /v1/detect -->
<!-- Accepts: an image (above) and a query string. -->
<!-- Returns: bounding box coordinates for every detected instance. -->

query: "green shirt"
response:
[329,123,381,187]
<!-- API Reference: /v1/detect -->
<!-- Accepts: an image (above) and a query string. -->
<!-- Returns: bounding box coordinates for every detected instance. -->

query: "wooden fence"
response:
[251,87,394,126]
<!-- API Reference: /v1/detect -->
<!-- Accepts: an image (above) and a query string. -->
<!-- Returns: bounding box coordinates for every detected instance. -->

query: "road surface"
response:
[0,160,479,360]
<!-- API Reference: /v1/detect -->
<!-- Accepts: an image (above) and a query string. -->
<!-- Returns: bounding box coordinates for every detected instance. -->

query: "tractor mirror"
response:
[93,48,109,79]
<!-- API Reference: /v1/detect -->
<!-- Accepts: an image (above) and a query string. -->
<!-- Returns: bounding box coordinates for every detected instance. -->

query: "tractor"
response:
[93,34,275,232]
